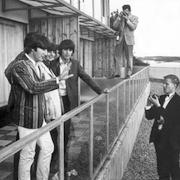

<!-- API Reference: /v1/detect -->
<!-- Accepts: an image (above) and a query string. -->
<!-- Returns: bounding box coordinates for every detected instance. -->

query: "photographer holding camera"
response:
[145,74,180,180]
[112,4,138,78]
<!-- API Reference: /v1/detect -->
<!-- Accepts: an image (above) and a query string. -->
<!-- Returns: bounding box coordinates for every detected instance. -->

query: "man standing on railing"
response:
[145,74,180,180]
[4,34,73,180]
[49,39,109,174]
[112,4,138,78]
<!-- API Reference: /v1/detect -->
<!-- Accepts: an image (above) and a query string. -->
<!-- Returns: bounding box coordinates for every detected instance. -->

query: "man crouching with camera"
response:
[145,74,180,180]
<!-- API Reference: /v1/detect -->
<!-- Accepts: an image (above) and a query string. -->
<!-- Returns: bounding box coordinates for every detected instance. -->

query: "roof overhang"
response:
[15,0,116,38]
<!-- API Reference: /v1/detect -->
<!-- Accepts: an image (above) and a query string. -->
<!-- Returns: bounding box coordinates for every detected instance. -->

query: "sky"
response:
[110,0,180,57]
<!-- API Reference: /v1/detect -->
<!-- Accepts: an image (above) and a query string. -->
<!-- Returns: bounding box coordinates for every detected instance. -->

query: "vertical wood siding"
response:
[93,37,116,77]
[29,16,79,60]
[29,16,116,78]
[0,19,24,107]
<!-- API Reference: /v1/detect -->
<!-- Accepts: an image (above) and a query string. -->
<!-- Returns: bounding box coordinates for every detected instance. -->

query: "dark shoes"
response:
[114,74,120,78]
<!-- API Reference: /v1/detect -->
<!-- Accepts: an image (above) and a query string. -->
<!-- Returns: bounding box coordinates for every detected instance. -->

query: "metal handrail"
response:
[0,66,149,180]
[0,92,106,162]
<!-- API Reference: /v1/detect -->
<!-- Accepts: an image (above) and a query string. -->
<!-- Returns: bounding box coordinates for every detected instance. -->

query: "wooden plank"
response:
[55,17,63,44]
[69,16,78,59]
[41,18,48,37]
[0,19,24,107]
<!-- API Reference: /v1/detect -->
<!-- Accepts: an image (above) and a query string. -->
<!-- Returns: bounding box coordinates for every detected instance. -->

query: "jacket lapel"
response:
[164,93,177,110]
[25,59,41,80]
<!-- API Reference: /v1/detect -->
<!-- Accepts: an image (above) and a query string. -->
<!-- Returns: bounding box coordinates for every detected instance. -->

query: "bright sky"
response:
[110,0,180,57]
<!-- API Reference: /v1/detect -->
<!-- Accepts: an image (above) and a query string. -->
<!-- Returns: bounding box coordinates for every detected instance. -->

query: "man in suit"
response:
[5,34,72,180]
[113,4,138,77]
[49,39,107,172]
[145,74,180,180]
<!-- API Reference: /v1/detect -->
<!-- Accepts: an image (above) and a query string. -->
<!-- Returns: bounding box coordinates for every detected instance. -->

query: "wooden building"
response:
[0,0,116,125]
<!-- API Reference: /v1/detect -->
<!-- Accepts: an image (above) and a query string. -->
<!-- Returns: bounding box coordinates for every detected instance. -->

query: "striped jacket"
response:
[5,54,59,129]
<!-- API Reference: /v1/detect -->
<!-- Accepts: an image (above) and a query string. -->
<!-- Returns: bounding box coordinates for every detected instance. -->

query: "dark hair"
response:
[58,39,75,55]
[47,42,58,52]
[24,32,50,54]
[164,74,180,88]
[122,4,131,11]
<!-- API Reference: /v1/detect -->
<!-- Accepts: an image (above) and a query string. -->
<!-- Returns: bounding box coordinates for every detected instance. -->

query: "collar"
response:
[59,56,70,65]
[25,53,36,66]
[166,92,175,98]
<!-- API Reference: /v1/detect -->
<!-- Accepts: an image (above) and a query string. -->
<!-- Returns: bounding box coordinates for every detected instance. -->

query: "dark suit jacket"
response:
[5,54,59,128]
[49,58,103,110]
[145,93,180,150]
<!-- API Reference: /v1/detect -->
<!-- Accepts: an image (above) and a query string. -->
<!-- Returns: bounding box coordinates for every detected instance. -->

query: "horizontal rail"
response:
[0,66,150,180]
[0,93,106,163]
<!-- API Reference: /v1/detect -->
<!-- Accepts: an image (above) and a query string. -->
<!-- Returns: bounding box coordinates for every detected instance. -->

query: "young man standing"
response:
[113,4,138,77]
[5,34,72,180]
[49,39,107,172]
[145,74,180,180]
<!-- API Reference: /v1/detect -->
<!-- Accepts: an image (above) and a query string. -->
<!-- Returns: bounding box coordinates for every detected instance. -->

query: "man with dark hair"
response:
[145,74,180,180]
[5,34,72,180]
[5,32,52,180]
[49,39,108,173]
[113,4,138,77]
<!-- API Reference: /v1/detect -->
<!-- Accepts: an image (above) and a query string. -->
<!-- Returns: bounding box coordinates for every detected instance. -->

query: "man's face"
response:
[32,48,47,62]
[123,8,130,16]
[61,48,73,61]
[163,78,176,94]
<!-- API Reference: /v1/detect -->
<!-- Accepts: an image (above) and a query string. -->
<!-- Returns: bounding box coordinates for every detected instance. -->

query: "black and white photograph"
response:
[0,0,180,180]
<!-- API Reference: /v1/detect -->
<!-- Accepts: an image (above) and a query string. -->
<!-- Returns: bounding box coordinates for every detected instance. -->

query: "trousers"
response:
[18,121,54,180]
[154,142,180,180]
[114,36,133,76]
[50,95,71,173]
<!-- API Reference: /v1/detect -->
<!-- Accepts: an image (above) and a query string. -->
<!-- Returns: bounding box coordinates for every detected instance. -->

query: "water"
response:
[144,60,180,67]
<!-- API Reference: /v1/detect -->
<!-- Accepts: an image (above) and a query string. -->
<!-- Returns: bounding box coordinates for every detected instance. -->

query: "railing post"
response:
[123,81,126,122]
[106,93,110,151]
[132,77,135,107]
[58,122,64,180]
[89,105,94,179]
[128,79,131,114]
[116,88,119,133]
[136,75,138,100]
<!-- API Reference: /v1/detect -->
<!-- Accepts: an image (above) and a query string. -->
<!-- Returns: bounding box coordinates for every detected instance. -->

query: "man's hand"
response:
[59,62,73,80]
[123,14,129,21]
[59,74,73,80]
[120,11,129,21]
[148,94,161,107]
[103,88,109,94]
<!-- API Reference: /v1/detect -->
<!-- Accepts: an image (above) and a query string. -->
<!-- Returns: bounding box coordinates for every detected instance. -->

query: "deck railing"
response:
[0,66,149,180]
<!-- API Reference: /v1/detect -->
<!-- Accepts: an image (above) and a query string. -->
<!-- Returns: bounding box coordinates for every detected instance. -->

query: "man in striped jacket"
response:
[5,33,72,180]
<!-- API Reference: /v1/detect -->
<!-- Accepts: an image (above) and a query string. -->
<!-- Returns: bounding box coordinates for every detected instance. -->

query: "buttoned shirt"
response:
[59,57,70,96]
[25,53,41,77]
[163,92,175,109]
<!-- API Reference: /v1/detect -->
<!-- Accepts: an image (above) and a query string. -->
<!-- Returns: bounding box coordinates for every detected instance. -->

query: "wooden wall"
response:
[29,16,116,78]
[0,18,25,107]
[80,39,93,76]
[29,16,79,60]
[93,37,116,77]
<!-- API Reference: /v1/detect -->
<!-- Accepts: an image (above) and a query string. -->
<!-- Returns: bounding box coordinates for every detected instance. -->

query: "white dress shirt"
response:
[59,57,70,96]
[25,53,41,77]
[163,92,174,109]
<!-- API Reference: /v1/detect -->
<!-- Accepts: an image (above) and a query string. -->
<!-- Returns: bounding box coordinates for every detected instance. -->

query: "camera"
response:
[120,11,127,16]
[152,94,159,99]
